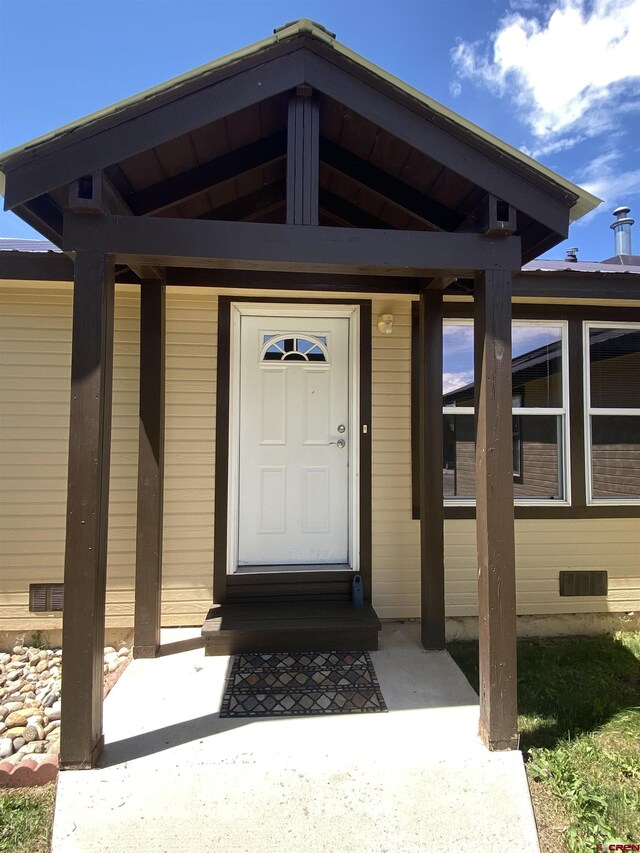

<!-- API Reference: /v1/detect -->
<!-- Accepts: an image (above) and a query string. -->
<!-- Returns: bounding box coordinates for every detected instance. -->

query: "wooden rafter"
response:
[127,131,287,216]
[320,138,461,231]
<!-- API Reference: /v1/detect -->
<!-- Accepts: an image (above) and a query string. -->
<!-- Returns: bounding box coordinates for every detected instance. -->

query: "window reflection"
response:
[442,322,566,501]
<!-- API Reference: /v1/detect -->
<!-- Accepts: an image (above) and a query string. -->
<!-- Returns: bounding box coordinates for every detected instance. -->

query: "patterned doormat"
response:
[219,651,388,717]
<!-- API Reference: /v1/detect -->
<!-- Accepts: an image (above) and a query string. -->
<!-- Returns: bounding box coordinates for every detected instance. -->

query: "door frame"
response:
[214,296,372,604]
[229,303,359,573]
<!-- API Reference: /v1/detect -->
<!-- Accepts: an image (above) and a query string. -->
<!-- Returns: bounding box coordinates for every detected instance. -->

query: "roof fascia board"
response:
[513,272,640,301]
[3,47,306,210]
[304,47,571,237]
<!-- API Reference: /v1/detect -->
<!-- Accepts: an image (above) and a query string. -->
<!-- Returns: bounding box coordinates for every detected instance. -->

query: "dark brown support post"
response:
[286,87,319,225]
[133,281,166,658]
[60,251,115,769]
[419,288,445,649]
[474,269,518,750]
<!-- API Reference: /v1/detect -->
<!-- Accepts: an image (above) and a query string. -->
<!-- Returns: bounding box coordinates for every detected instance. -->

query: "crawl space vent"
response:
[559,571,608,597]
[29,583,64,612]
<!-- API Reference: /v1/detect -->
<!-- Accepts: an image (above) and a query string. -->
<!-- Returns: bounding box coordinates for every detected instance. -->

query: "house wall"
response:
[0,281,638,639]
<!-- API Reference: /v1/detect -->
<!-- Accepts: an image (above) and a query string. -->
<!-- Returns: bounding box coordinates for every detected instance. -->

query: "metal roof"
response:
[0,237,61,252]
[0,18,599,223]
[522,259,640,275]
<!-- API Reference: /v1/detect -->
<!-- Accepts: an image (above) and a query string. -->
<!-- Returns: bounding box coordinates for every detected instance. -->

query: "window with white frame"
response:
[442,320,569,503]
[584,323,640,502]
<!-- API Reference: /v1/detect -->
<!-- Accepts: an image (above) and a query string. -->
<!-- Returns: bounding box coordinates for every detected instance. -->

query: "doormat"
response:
[219,651,387,717]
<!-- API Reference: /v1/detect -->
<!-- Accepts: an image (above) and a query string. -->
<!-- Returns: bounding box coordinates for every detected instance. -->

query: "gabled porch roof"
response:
[1,18,599,265]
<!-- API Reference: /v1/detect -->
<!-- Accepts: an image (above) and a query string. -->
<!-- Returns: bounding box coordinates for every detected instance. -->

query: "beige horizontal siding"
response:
[161,287,217,623]
[1,284,638,635]
[370,299,420,619]
[0,282,141,632]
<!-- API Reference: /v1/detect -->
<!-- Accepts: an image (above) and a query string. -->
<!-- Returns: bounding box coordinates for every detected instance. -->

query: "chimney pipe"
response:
[610,206,634,256]
[565,247,578,263]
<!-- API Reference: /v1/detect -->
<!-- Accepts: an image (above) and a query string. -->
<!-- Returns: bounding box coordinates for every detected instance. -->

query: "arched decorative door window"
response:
[260,334,329,363]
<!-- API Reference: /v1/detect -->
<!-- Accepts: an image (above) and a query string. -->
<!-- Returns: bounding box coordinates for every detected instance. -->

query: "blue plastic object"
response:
[352,574,364,608]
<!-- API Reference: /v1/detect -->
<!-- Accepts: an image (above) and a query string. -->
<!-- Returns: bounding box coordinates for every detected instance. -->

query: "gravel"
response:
[0,644,131,767]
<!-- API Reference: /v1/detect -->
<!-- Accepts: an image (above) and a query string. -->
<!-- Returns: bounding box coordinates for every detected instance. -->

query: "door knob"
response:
[329,439,346,449]
[337,424,346,433]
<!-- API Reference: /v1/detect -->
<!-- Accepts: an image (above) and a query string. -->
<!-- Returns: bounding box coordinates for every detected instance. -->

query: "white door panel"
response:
[238,315,349,566]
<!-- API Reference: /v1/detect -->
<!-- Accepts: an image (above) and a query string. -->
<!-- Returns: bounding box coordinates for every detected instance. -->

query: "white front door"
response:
[237,313,351,567]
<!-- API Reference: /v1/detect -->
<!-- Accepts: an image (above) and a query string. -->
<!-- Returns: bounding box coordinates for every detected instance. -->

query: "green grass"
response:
[0,784,56,853]
[448,632,640,853]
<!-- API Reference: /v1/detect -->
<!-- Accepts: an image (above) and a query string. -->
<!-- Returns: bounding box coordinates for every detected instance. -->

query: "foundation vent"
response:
[29,583,64,612]
[559,571,608,597]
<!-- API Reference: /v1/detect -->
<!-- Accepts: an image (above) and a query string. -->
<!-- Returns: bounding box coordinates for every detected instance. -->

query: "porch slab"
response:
[51,622,540,853]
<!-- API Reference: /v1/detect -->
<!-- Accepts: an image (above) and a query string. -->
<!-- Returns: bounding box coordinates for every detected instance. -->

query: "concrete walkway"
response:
[52,622,540,852]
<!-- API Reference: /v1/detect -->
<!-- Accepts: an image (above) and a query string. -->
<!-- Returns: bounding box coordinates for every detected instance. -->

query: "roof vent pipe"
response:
[565,247,578,262]
[610,206,634,255]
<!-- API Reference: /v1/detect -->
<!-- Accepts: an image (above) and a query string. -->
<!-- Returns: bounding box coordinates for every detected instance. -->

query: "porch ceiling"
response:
[0,20,600,272]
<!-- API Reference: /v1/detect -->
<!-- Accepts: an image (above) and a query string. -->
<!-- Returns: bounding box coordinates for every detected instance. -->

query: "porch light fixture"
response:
[377,313,394,335]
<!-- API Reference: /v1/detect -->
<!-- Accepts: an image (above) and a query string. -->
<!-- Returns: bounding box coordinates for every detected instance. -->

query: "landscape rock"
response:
[5,708,36,727]
[0,641,131,785]
[18,741,47,755]
[5,726,26,739]
[47,702,61,721]
[24,724,45,743]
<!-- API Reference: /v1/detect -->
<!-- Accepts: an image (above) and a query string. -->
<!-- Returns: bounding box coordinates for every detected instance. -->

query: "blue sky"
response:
[1,0,638,261]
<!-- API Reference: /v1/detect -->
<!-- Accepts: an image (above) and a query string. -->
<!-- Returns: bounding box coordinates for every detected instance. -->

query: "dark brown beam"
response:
[424,276,456,290]
[4,49,305,209]
[128,132,287,216]
[63,214,522,276]
[513,272,640,301]
[201,181,285,222]
[458,194,516,237]
[320,138,461,231]
[67,173,162,281]
[0,254,423,291]
[419,288,445,649]
[474,268,518,751]
[134,281,166,659]
[319,188,386,229]
[213,299,231,603]
[287,89,319,225]
[165,267,423,292]
[0,251,74,281]
[14,197,64,247]
[305,48,572,236]
[60,252,115,769]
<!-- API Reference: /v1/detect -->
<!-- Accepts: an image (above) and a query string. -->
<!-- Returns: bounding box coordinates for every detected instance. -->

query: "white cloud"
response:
[452,0,640,139]
[520,134,585,158]
[573,149,640,219]
[443,371,473,394]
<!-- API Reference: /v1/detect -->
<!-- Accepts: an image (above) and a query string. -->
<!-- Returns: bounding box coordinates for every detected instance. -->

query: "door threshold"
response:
[235,563,352,575]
